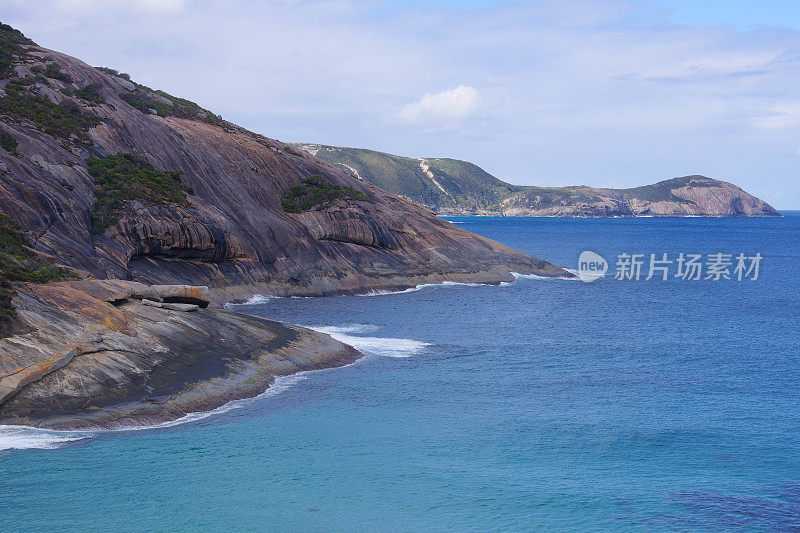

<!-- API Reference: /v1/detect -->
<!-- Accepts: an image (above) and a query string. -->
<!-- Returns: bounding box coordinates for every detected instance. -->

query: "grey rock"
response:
[162,302,199,312]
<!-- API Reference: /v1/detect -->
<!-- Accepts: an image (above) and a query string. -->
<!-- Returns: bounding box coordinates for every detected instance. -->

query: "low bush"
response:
[75,83,103,104]
[0,129,17,152]
[87,153,191,233]
[0,213,78,328]
[0,79,100,138]
[40,61,72,82]
[118,83,222,125]
[281,175,373,213]
[95,66,130,80]
[0,23,34,78]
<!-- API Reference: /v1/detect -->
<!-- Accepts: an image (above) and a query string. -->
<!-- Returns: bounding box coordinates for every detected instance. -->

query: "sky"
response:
[3,0,799,208]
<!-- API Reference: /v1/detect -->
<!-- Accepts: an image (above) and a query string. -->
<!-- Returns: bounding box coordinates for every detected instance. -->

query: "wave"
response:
[0,371,319,451]
[360,280,487,297]
[1,327,427,450]
[242,294,275,305]
[308,324,429,358]
[510,271,578,281]
[0,426,89,451]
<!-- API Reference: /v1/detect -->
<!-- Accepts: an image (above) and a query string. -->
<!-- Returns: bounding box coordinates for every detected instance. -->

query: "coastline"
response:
[0,282,362,431]
[0,266,565,432]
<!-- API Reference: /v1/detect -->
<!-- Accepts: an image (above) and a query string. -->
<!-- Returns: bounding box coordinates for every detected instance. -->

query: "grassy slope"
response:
[300,145,522,211]
[298,145,733,212]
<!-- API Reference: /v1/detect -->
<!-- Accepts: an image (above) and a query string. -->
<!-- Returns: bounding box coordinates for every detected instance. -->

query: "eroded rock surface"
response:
[0,39,568,300]
[0,281,360,430]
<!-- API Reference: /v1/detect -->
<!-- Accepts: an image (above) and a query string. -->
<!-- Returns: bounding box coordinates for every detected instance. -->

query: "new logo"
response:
[577,251,608,282]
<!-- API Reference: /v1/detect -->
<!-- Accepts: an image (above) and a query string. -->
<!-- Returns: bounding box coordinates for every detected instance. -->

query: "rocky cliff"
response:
[0,24,570,428]
[297,144,780,217]
[0,25,566,306]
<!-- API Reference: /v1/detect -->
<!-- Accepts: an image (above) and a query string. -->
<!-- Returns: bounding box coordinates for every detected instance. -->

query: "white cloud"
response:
[53,0,187,14]
[396,85,481,126]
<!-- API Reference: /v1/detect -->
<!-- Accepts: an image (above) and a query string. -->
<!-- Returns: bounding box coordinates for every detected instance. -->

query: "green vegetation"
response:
[620,176,704,203]
[514,186,595,208]
[118,83,222,125]
[31,61,72,83]
[302,145,521,211]
[95,66,130,80]
[281,145,305,158]
[0,213,78,328]
[0,79,100,139]
[95,65,221,124]
[0,23,34,77]
[74,82,103,104]
[87,153,191,234]
[0,128,17,152]
[281,175,372,213]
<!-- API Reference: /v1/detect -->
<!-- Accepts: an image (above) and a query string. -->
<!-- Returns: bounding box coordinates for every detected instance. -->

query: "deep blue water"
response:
[2,214,799,532]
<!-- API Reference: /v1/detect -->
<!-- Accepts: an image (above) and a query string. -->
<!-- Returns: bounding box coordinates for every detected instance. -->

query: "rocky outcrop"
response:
[0,25,568,429]
[0,35,568,302]
[0,281,360,429]
[501,177,781,217]
[299,145,780,217]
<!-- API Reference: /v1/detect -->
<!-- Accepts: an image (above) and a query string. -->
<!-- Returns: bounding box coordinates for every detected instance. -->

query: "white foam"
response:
[0,426,89,451]
[0,372,316,450]
[308,324,429,358]
[360,280,486,297]
[311,324,381,335]
[510,271,578,281]
[130,373,309,430]
[242,294,276,305]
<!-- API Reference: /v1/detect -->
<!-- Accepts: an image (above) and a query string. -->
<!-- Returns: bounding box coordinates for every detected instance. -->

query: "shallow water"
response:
[1,214,799,531]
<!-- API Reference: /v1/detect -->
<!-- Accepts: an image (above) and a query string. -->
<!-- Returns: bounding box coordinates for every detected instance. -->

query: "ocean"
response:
[1,214,799,531]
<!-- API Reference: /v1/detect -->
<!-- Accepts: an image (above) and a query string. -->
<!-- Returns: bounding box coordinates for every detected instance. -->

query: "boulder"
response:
[162,302,199,312]
[154,285,211,308]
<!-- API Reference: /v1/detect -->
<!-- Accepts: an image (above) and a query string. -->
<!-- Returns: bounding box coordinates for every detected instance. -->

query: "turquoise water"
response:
[2,214,799,531]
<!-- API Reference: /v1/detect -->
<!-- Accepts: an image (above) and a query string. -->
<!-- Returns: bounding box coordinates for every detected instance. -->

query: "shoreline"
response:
[0,267,572,433]
[0,284,363,431]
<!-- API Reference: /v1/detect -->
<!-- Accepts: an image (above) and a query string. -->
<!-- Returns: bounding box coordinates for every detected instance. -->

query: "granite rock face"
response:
[0,281,360,430]
[0,38,567,302]
[500,177,782,217]
[0,29,572,428]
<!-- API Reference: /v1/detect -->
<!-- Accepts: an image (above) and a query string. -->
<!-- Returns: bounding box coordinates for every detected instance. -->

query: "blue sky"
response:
[3,0,799,208]
[644,0,800,30]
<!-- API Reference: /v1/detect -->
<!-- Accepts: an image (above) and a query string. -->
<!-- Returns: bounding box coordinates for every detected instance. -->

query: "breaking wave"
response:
[0,426,89,451]
[308,324,430,358]
[360,280,487,296]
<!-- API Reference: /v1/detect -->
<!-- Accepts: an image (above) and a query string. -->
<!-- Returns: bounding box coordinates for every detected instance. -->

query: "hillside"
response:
[296,144,780,217]
[0,23,564,302]
[0,23,568,427]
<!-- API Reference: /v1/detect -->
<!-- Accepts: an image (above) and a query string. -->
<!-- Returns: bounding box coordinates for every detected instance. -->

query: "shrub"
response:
[87,153,191,233]
[0,23,34,78]
[118,83,222,125]
[0,281,15,325]
[75,82,103,104]
[42,61,72,82]
[95,67,130,80]
[0,79,100,138]
[281,174,373,213]
[0,129,17,152]
[0,213,78,329]
[281,145,304,158]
